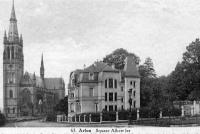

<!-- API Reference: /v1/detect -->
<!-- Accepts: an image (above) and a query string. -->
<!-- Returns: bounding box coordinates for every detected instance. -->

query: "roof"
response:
[124,55,140,77]
[20,72,65,89]
[82,61,118,73]
[44,78,65,89]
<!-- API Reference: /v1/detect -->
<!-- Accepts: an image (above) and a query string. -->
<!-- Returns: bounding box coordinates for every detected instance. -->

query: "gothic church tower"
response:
[3,0,24,117]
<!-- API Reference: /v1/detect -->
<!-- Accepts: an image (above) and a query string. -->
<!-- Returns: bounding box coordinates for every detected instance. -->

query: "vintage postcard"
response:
[0,0,200,134]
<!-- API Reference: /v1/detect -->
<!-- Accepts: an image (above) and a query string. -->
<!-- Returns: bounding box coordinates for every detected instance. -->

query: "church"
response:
[3,1,65,118]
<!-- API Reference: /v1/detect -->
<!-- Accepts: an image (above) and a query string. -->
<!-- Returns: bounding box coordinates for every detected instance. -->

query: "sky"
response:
[1,0,200,110]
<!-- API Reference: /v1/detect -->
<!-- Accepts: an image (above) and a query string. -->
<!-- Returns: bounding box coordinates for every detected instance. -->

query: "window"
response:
[130,81,132,85]
[109,78,113,88]
[11,46,14,59]
[7,47,10,59]
[105,79,107,88]
[133,91,136,97]
[115,92,117,101]
[115,105,117,111]
[133,81,136,88]
[89,73,94,80]
[7,108,10,113]
[134,101,136,108]
[109,93,113,101]
[13,107,15,114]
[121,86,123,91]
[109,105,113,111]
[121,97,123,102]
[121,105,124,110]
[105,105,107,111]
[105,93,107,101]
[89,88,93,97]
[114,79,117,88]
[9,90,13,98]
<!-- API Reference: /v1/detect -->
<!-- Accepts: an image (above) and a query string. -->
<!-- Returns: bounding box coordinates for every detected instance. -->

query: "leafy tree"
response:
[55,96,68,116]
[103,48,140,70]
[167,38,200,101]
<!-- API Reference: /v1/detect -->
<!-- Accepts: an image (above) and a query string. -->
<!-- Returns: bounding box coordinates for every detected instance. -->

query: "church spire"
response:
[40,54,45,79]
[8,0,19,42]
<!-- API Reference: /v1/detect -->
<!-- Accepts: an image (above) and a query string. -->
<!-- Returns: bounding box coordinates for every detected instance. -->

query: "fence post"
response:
[100,112,102,124]
[57,115,58,122]
[116,111,118,122]
[160,111,162,118]
[83,114,86,122]
[137,109,140,120]
[68,116,70,123]
[181,105,184,117]
[89,114,92,123]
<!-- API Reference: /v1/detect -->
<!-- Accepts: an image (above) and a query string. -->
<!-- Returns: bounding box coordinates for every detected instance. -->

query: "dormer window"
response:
[89,72,94,80]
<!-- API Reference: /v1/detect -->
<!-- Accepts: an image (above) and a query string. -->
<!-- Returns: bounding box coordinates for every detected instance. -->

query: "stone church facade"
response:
[3,1,65,118]
[68,55,140,117]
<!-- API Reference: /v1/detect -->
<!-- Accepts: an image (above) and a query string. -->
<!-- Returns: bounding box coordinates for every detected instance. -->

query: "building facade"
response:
[68,55,140,117]
[3,1,65,118]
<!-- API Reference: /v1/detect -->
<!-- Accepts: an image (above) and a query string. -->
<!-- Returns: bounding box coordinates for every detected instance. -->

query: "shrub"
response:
[102,111,116,121]
[46,113,56,122]
[0,113,6,126]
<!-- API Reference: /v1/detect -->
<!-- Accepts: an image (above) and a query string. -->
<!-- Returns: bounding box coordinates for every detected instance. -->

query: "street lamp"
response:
[128,89,133,125]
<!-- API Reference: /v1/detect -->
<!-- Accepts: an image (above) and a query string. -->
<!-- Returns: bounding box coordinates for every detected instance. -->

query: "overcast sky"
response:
[1,0,200,110]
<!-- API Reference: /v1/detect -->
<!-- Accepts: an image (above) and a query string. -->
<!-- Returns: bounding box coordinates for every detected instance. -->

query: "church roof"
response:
[124,55,140,78]
[44,78,65,90]
[21,72,65,90]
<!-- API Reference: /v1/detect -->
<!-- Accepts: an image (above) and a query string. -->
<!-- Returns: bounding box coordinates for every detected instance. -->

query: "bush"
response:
[102,111,116,121]
[0,113,6,126]
[162,107,181,117]
[46,113,56,122]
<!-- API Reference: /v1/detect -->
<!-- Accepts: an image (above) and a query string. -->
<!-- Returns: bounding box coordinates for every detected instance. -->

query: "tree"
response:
[103,48,140,70]
[167,38,200,101]
[139,57,157,107]
[55,96,68,116]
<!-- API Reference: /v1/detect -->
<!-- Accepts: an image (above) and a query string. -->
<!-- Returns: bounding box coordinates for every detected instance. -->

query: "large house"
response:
[68,55,140,117]
[3,1,65,118]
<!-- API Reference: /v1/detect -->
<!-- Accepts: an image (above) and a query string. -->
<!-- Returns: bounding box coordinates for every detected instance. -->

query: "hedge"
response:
[46,113,57,122]
[0,113,6,126]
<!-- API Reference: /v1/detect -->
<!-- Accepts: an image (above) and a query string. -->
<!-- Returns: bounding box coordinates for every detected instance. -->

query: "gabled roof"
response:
[124,55,140,78]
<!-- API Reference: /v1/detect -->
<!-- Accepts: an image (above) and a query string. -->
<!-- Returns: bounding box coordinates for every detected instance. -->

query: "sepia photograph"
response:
[0,0,200,133]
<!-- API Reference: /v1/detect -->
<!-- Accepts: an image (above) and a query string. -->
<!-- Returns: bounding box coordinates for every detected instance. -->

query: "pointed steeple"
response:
[4,31,7,43]
[10,0,16,21]
[8,0,19,42]
[40,54,45,79]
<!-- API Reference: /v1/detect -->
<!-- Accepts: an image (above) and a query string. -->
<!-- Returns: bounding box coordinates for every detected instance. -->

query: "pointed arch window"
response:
[7,47,10,59]
[11,46,14,59]
[10,90,13,98]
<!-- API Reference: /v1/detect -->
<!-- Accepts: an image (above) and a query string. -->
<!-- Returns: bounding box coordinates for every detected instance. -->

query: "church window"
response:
[7,47,10,59]
[9,90,13,98]
[109,78,113,88]
[11,46,14,59]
